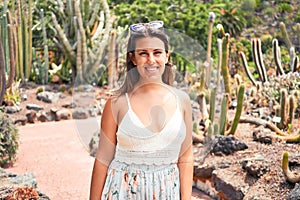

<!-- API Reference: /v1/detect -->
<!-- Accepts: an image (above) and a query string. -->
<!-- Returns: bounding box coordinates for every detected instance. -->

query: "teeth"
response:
[146,67,157,72]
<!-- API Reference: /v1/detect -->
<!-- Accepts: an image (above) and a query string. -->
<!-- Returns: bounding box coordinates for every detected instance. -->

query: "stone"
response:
[212,168,249,200]
[26,104,44,112]
[72,108,89,119]
[287,183,300,200]
[62,101,77,109]
[26,110,37,123]
[13,116,28,125]
[36,91,60,103]
[5,105,21,114]
[211,135,248,156]
[56,109,71,121]
[37,111,52,122]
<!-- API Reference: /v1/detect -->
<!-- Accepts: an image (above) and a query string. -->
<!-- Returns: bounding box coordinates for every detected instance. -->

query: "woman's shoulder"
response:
[169,87,191,108]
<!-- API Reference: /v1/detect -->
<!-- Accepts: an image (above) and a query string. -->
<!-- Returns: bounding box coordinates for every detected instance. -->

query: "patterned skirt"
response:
[101,160,180,200]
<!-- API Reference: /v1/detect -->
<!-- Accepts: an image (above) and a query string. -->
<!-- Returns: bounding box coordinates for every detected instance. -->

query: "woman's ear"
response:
[129,52,136,65]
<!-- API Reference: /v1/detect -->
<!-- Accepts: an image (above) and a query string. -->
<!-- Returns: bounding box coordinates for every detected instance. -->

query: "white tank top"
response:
[113,92,186,165]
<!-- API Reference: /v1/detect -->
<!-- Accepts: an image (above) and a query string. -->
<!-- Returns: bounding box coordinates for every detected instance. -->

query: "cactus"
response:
[204,12,215,88]
[256,39,268,82]
[280,22,293,51]
[287,95,296,127]
[239,51,257,86]
[51,0,115,84]
[272,39,285,76]
[221,33,231,96]
[278,88,288,130]
[0,39,6,104]
[251,38,264,82]
[107,30,117,88]
[227,84,245,135]
[219,94,228,135]
[40,9,49,84]
[297,23,300,48]
[282,151,300,183]
[209,87,217,123]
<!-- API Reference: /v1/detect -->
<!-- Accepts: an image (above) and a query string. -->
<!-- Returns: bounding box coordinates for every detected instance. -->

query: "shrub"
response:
[0,111,19,168]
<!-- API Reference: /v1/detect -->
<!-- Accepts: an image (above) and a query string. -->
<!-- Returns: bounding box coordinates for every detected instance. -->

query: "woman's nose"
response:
[147,53,156,64]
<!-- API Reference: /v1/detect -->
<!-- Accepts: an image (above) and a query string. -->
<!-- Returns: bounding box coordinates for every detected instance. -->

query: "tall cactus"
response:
[282,151,300,183]
[51,0,115,84]
[221,32,231,96]
[278,88,288,130]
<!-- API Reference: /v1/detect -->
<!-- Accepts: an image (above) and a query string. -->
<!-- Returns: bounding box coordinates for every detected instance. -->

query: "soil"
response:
[3,84,300,199]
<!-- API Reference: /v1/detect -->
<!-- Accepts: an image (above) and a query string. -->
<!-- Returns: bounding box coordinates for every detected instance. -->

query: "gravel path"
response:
[5,119,212,199]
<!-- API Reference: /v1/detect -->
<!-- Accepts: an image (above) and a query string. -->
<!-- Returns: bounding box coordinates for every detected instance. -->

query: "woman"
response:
[90,21,193,200]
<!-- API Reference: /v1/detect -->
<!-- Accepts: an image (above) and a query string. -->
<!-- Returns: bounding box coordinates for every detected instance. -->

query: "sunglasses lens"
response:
[130,24,145,32]
[130,21,163,32]
[149,21,163,29]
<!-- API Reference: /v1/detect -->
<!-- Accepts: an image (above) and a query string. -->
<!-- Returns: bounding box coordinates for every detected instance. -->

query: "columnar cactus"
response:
[278,88,288,130]
[282,151,300,183]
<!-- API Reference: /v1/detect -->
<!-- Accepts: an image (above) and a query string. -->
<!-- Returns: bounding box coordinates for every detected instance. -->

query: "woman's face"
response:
[131,37,169,83]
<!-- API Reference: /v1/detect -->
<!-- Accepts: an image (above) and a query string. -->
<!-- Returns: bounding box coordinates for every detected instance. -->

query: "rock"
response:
[62,101,77,109]
[194,163,215,179]
[36,91,60,103]
[13,116,27,125]
[72,108,89,119]
[241,159,269,178]
[253,127,273,144]
[37,111,52,122]
[211,135,248,156]
[56,109,71,121]
[287,183,300,200]
[9,172,37,188]
[26,110,37,123]
[26,103,44,112]
[5,105,21,114]
[212,168,248,200]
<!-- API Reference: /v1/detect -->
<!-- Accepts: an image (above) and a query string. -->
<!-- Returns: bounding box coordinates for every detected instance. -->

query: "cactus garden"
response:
[0,0,299,199]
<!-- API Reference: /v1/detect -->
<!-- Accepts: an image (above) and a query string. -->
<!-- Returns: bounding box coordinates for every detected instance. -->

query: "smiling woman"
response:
[90,21,194,200]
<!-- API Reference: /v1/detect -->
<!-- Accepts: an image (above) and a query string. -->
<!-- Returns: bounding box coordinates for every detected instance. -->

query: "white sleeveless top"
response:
[113,92,186,165]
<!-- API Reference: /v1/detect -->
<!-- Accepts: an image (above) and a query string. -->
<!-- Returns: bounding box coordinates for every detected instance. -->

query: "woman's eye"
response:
[154,51,162,55]
[139,52,147,56]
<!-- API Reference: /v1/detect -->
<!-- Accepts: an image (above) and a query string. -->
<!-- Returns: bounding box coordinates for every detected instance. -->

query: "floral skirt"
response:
[101,160,180,200]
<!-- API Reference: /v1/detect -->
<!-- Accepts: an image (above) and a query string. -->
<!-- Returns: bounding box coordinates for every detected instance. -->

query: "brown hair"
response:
[113,27,173,96]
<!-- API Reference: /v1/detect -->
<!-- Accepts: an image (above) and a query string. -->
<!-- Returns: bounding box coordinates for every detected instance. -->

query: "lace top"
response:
[113,92,186,165]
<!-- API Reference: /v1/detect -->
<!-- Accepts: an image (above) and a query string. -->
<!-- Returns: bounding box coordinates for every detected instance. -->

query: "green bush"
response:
[0,111,19,168]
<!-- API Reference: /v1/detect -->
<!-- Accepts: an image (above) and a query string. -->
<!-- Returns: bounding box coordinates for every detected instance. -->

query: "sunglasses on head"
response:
[129,21,164,32]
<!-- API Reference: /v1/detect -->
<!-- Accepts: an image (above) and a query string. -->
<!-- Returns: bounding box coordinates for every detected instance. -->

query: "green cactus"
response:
[287,95,296,127]
[40,9,49,84]
[297,23,300,48]
[51,0,114,84]
[280,22,293,51]
[227,84,245,135]
[219,94,228,135]
[107,30,117,88]
[221,33,231,96]
[272,39,285,75]
[256,39,268,82]
[278,88,288,130]
[282,151,300,183]
[209,87,217,124]
[239,51,257,86]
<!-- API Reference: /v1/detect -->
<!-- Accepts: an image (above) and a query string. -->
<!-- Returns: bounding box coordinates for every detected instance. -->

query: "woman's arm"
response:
[90,97,118,200]
[178,91,194,200]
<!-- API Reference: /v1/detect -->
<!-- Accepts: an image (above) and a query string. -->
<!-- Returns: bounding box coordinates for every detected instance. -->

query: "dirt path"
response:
[5,119,212,200]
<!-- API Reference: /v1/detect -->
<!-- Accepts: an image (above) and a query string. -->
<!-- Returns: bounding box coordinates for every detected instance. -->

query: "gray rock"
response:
[36,91,60,103]
[9,172,37,188]
[72,108,89,119]
[5,105,21,114]
[13,116,28,125]
[287,183,300,200]
[26,103,44,112]
[56,109,71,121]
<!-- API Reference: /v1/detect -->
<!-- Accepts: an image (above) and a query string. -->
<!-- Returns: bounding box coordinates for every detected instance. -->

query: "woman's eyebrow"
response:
[135,48,164,51]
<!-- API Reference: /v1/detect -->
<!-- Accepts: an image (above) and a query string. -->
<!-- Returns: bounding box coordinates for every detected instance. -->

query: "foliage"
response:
[0,110,18,168]
[3,79,21,106]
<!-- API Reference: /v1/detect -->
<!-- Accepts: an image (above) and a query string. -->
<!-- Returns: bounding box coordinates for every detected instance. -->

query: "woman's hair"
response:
[112,27,173,96]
